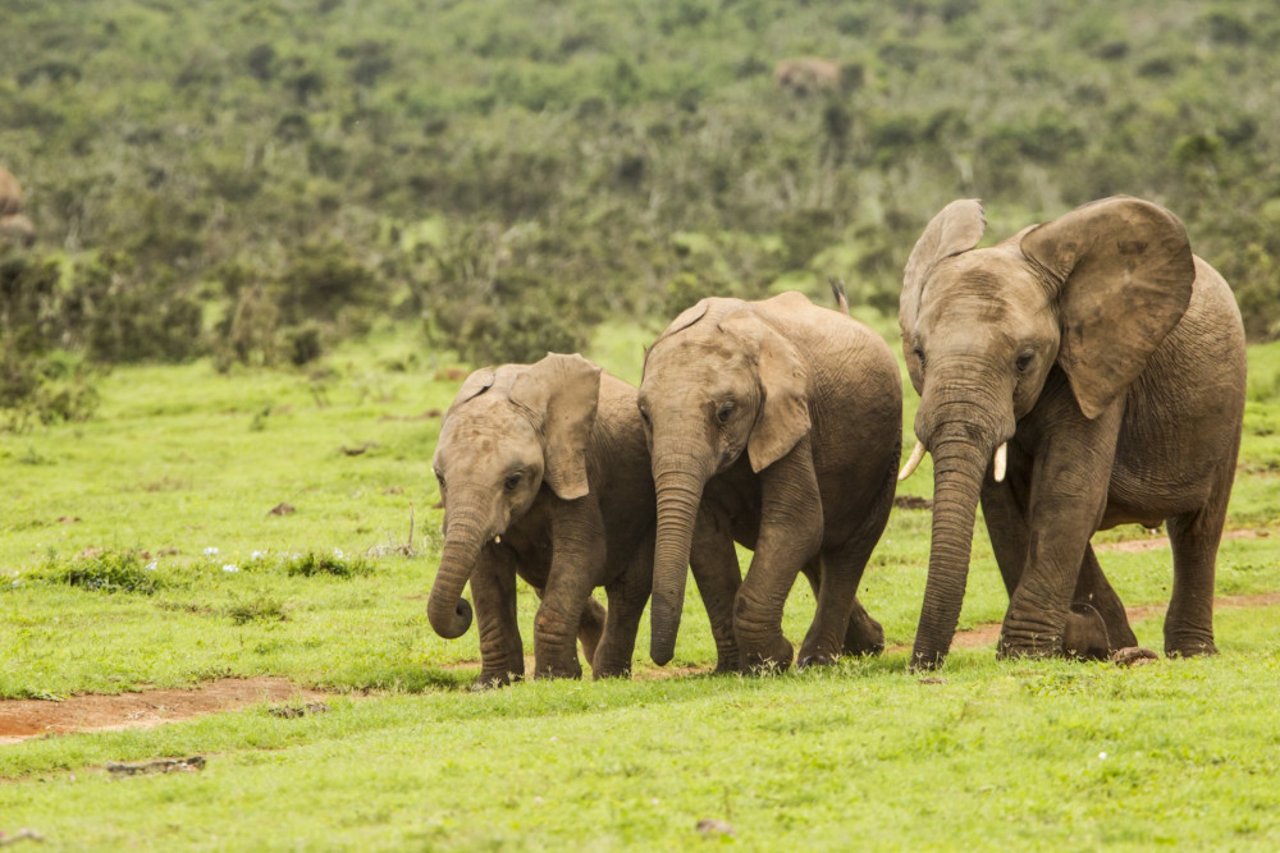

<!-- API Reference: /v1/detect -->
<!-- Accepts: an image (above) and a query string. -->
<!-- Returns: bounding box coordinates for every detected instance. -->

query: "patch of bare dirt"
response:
[1096,527,1268,554]
[0,677,327,745]
[893,495,933,511]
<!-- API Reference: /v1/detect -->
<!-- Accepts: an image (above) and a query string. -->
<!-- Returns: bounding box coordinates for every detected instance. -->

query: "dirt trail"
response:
[1095,527,1268,553]
[0,677,326,745]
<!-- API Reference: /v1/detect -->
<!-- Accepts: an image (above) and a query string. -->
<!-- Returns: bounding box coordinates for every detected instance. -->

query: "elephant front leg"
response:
[999,406,1122,659]
[690,510,743,673]
[735,439,823,672]
[470,547,525,689]
[534,497,607,679]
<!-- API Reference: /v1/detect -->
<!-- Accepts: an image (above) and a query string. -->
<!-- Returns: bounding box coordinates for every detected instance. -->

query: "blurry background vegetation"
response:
[2,0,1279,423]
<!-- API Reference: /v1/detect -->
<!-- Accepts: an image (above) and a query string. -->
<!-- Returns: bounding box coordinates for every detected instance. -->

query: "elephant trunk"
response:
[650,446,713,666]
[427,510,485,639]
[911,391,1008,670]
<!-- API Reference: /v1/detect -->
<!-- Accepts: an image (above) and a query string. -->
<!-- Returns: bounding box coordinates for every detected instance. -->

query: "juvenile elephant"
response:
[640,292,902,670]
[429,353,736,685]
[898,196,1246,669]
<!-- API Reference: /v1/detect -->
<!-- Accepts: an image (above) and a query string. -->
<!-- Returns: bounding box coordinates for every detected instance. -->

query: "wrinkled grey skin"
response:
[640,292,902,671]
[900,196,1246,669]
[429,353,737,686]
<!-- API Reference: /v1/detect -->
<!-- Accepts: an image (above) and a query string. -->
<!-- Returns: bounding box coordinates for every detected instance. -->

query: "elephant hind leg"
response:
[1164,500,1227,657]
[577,596,608,666]
[1073,544,1139,651]
[797,535,885,667]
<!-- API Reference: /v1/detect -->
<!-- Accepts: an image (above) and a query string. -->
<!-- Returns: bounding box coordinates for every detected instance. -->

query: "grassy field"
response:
[1,323,1279,849]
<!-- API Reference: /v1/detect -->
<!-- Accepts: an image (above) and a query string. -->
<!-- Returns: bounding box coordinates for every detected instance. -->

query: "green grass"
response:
[1,328,1279,849]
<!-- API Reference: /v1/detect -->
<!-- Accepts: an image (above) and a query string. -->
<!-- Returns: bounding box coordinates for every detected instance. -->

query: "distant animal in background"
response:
[640,291,902,672]
[773,58,840,96]
[428,353,739,686]
[898,196,1247,670]
[0,166,36,248]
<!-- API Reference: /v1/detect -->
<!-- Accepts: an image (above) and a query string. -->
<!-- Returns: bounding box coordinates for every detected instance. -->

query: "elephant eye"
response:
[913,345,926,370]
[1015,352,1034,374]
[638,406,651,427]
[503,472,522,491]
[434,469,446,489]
[716,401,735,425]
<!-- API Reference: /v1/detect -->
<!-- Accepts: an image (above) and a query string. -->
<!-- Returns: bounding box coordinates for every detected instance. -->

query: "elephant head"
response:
[639,297,812,664]
[900,196,1195,668]
[427,353,602,639]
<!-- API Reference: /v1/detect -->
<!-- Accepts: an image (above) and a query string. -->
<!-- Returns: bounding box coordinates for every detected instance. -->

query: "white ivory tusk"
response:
[993,442,1007,483]
[494,535,502,544]
[898,440,926,481]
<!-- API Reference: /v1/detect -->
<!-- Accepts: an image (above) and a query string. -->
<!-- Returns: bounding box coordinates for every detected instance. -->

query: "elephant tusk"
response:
[493,535,502,545]
[993,442,1007,483]
[898,441,926,481]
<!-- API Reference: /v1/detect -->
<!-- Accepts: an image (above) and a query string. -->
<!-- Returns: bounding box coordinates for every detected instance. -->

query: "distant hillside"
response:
[1,0,1278,363]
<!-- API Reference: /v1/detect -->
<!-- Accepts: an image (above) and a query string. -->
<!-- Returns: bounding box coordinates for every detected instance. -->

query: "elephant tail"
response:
[828,277,849,314]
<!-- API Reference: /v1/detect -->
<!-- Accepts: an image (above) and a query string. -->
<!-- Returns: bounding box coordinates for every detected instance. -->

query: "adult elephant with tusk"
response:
[640,291,902,671]
[899,196,1246,670]
[429,353,738,686]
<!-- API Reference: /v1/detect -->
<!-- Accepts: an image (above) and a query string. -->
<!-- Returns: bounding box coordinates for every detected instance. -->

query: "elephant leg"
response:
[690,512,744,673]
[1164,494,1229,657]
[1000,406,1123,659]
[980,448,1033,597]
[579,597,607,665]
[592,545,651,679]
[1072,545,1139,651]
[471,548,525,689]
[735,438,823,672]
[534,497,607,679]
[529,586,605,668]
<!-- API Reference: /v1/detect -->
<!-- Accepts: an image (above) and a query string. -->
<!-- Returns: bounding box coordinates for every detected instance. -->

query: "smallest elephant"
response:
[428,353,737,686]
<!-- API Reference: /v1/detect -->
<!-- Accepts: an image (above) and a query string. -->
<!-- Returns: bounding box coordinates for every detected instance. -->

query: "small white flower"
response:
[204,547,220,556]
[145,561,158,571]
[1098,751,1108,760]
[650,798,660,806]
[222,563,240,573]
[251,550,265,560]
[333,548,344,559]
[533,796,544,805]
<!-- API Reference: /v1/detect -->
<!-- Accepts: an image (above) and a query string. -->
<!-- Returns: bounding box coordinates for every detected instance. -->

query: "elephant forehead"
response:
[440,401,534,449]
[921,252,1048,321]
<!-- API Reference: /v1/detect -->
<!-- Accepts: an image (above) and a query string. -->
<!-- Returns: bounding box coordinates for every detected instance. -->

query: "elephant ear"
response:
[509,353,602,500]
[447,368,497,414]
[900,199,985,391]
[1020,196,1194,420]
[719,312,811,473]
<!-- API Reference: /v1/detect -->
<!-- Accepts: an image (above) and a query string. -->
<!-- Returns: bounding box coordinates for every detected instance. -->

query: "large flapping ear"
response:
[900,200,985,390]
[509,353,602,500]
[719,312,811,472]
[1020,196,1194,419]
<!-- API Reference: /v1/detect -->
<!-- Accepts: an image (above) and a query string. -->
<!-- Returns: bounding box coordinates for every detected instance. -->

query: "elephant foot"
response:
[995,632,1061,661]
[741,636,794,674]
[534,656,584,680]
[1164,638,1218,658]
[796,651,839,669]
[1110,646,1159,667]
[1063,603,1110,661]
[472,669,522,691]
[713,649,746,675]
[842,611,886,657]
[590,660,632,680]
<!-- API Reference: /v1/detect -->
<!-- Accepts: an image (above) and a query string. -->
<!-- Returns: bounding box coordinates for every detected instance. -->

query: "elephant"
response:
[0,166,35,248]
[898,196,1246,669]
[428,352,737,686]
[640,291,902,671]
